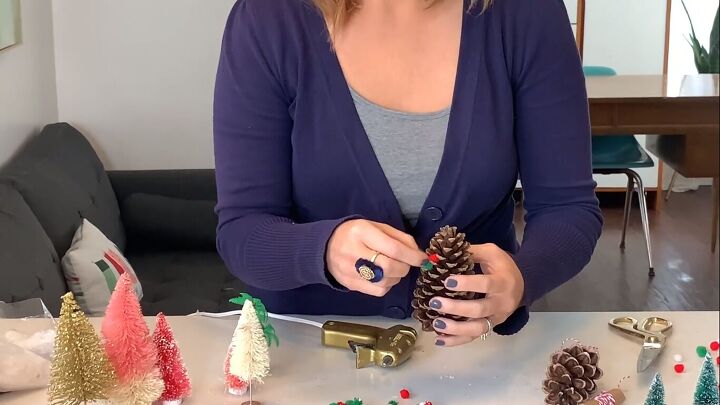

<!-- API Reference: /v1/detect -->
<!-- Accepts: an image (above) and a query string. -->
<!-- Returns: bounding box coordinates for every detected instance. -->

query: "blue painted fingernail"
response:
[430,299,442,309]
[434,319,446,330]
[445,278,458,288]
[435,339,445,346]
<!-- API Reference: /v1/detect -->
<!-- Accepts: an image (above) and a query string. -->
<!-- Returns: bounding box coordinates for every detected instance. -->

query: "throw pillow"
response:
[61,219,142,315]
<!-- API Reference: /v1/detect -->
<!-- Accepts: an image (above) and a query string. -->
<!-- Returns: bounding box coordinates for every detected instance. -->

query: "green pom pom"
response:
[388,401,399,405]
[697,345,709,358]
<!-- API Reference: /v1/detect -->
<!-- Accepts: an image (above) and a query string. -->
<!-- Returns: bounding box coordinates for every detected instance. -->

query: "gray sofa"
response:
[0,123,242,316]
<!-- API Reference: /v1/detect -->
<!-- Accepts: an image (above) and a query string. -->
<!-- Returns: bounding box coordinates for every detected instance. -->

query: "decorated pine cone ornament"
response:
[411,226,477,332]
[543,344,604,405]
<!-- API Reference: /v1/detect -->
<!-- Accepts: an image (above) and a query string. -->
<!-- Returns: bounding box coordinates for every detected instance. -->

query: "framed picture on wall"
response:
[0,0,21,51]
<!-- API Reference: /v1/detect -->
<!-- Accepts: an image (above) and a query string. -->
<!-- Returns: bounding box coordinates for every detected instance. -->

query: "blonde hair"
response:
[314,0,493,34]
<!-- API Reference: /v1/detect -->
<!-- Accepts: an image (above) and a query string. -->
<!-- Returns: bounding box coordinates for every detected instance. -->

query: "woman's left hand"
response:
[429,243,525,347]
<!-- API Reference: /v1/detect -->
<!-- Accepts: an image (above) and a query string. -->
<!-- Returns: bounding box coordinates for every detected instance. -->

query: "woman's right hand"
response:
[326,219,426,297]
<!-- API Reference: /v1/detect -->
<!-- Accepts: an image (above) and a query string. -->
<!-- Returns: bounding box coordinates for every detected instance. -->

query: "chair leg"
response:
[629,170,654,276]
[712,177,718,253]
[620,174,634,249]
[665,171,678,202]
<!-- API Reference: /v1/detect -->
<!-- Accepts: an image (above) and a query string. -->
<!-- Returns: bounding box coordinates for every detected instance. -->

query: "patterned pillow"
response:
[61,219,142,315]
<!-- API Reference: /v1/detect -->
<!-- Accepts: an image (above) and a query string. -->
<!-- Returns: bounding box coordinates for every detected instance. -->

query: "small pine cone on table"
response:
[411,226,477,332]
[542,344,604,405]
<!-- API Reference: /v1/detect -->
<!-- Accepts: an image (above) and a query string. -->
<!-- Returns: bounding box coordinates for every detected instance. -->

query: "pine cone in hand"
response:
[411,226,477,332]
[542,344,604,405]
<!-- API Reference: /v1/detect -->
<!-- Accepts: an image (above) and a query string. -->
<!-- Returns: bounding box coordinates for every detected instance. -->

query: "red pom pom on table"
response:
[400,389,410,399]
[710,340,720,351]
[674,363,685,373]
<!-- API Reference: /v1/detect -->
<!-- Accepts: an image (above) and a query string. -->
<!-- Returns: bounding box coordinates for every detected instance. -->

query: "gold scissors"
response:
[609,316,672,372]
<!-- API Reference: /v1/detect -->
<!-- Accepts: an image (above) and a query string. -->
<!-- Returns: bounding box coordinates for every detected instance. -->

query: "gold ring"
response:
[480,317,493,341]
[370,251,381,263]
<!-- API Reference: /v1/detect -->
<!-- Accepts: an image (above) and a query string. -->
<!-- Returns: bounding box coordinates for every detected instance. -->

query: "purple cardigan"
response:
[213,0,602,335]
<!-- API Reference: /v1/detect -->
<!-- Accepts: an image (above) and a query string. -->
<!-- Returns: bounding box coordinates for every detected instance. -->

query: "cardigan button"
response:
[425,206,443,221]
[384,306,406,319]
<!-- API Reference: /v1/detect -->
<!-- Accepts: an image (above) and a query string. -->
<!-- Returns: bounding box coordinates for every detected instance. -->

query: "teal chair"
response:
[584,66,655,276]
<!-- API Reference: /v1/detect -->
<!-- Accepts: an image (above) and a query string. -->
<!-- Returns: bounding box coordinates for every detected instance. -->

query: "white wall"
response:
[580,0,668,189]
[0,0,58,165]
[49,0,694,180]
[562,0,578,37]
[51,0,235,170]
[583,0,667,75]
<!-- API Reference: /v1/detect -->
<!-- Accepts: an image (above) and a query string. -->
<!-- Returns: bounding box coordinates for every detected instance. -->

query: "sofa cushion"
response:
[61,219,143,315]
[121,193,217,251]
[0,123,125,255]
[0,184,67,316]
[129,251,243,316]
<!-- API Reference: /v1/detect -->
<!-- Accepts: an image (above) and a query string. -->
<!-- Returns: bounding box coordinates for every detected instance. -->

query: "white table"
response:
[1,311,718,404]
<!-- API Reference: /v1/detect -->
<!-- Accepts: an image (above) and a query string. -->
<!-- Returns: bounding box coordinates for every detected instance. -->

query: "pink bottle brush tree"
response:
[152,312,192,404]
[101,273,164,404]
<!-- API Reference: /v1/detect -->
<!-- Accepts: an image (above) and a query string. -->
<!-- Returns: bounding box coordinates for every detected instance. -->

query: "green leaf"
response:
[710,7,719,50]
[709,7,719,73]
[710,51,719,73]
[681,0,700,42]
[687,35,710,73]
[230,293,280,347]
[228,292,253,306]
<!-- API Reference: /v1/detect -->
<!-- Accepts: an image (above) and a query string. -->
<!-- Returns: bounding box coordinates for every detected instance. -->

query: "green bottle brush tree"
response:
[693,354,719,405]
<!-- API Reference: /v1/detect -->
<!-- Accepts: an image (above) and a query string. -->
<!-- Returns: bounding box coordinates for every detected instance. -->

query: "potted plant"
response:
[680,0,719,73]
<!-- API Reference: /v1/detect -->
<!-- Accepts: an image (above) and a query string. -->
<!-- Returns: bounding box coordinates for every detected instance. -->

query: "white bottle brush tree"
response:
[224,294,277,396]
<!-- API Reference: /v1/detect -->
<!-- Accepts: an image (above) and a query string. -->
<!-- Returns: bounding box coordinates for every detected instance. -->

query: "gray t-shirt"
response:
[350,88,450,226]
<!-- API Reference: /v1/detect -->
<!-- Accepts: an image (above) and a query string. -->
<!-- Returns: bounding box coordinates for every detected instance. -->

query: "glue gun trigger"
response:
[348,340,374,352]
[348,341,376,369]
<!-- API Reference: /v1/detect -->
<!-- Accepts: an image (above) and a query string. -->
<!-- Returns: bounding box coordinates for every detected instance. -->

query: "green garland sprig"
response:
[329,399,363,405]
[229,293,279,347]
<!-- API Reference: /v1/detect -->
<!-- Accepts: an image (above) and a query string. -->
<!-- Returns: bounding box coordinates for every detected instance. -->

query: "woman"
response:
[213,0,602,346]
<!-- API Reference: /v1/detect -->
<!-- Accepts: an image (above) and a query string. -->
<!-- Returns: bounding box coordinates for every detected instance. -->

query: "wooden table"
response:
[586,74,718,179]
[586,74,719,248]
[2,311,718,404]
[586,74,719,137]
